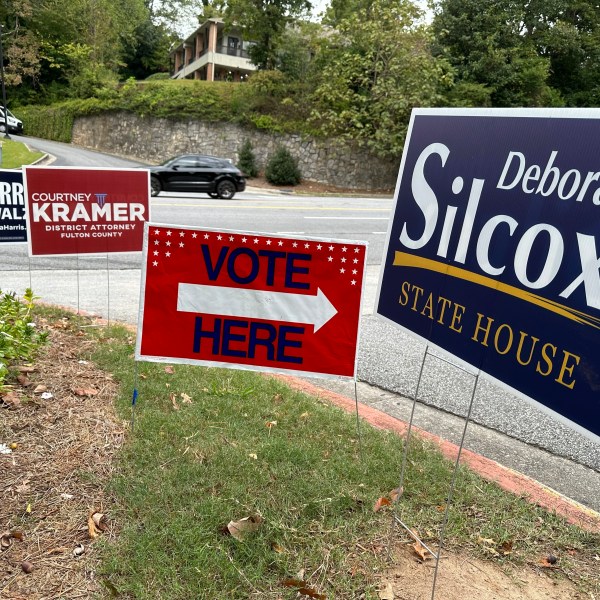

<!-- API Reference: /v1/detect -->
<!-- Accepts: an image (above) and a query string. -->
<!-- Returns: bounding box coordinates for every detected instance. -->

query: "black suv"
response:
[147,154,246,199]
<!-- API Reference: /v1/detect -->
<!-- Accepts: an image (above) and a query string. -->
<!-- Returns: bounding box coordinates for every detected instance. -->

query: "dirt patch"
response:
[0,317,124,599]
[379,545,584,600]
[246,175,394,197]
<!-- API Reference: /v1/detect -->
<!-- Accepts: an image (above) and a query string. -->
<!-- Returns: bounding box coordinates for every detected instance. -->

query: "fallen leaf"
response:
[477,536,496,546]
[1,391,21,409]
[265,420,277,429]
[17,374,30,386]
[33,384,47,394]
[413,539,433,561]
[73,387,98,397]
[17,366,36,373]
[26,503,32,514]
[164,366,175,374]
[73,543,85,557]
[299,412,310,419]
[10,531,23,541]
[41,392,54,400]
[1,532,12,551]
[272,542,285,553]
[373,497,391,512]
[272,393,283,403]
[180,392,192,404]
[88,510,107,538]
[139,373,147,380]
[0,443,12,455]
[248,453,258,460]
[47,546,69,555]
[92,511,108,532]
[282,578,326,599]
[170,392,179,411]
[60,493,74,500]
[501,540,514,555]
[389,487,403,503]
[379,582,395,600]
[226,515,263,541]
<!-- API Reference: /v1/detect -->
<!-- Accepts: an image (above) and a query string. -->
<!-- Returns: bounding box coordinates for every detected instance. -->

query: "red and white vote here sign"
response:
[24,166,150,256]
[136,224,367,379]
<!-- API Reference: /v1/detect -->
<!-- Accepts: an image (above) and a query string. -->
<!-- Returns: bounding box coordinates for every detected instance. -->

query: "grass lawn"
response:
[73,320,599,599]
[0,139,43,169]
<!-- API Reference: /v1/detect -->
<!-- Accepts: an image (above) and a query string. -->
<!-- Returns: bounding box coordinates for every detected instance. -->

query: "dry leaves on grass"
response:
[0,321,124,600]
[225,515,263,541]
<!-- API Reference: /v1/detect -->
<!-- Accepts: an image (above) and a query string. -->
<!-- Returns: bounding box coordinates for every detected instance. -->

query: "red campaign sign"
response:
[24,166,150,256]
[136,224,367,379]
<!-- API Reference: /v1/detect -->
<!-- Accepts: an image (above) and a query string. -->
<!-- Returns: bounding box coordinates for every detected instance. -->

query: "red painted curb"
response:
[273,374,600,534]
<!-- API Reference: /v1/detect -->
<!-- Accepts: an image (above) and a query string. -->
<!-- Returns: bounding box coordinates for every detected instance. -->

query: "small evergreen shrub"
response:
[237,139,258,177]
[265,146,301,186]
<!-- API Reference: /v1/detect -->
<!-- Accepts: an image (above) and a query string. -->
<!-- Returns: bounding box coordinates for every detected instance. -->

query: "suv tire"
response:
[150,176,161,197]
[216,179,236,200]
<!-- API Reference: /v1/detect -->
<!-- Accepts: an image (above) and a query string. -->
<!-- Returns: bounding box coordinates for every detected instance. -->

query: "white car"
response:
[0,107,23,134]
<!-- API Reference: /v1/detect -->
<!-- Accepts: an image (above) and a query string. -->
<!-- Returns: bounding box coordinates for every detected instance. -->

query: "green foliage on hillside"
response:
[18,78,315,145]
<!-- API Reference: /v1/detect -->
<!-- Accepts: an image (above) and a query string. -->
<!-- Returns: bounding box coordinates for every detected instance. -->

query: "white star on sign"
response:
[217,235,223,240]
[317,244,322,250]
[351,280,356,285]
[354,247,360,253]
[352,269,357,274]
[154,229,161,235]
[304,243,310,248]
[278,240,284,246]
[293,242,298,248]
[229,236,235,241]
[166,241,171,247]
[204,233,210,239]
[266,239,272,245]
[342,246,347,252]
[192,233,198,238]
[242,237,247,243]
[179,231,185,237]
[179,242,184,248]
[341,257,347,263]
[328,256,333,262]
[329,245,334,251]
[166,252,171,257]
[340,268,346,273]
[154,240,159,245]
[353,258,358,264]
[152,261,158,267]
[167,230,172,236]
[253,238,260,244]
[153,250,159,256]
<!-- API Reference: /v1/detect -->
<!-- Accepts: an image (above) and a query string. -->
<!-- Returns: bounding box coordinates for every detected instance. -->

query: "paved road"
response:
[4,136,599,512]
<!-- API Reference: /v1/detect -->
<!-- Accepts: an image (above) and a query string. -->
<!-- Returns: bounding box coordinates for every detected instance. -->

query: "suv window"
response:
[172,156,198,168]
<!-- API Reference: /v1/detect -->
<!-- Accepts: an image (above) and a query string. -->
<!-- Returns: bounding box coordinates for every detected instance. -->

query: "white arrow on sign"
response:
[177,283,338,332]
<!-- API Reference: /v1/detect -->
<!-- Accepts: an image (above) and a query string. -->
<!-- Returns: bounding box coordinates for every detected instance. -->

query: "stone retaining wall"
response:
[72,112,399,190]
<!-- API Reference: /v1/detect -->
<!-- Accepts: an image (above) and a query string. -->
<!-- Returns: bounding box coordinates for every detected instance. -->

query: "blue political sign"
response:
[0,169,26,243]
[376,108,600,443]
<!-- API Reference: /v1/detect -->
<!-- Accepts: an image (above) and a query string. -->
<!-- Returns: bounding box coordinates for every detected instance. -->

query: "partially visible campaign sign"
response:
[23,166,150,256]
[0,169,26,243]
[136,224,367,379]
[377,108,600,443]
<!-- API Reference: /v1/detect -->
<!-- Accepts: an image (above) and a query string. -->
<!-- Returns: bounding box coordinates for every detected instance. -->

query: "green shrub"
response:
[265,146,301,186]
[0,289,48,391]
[237,139,258,177]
